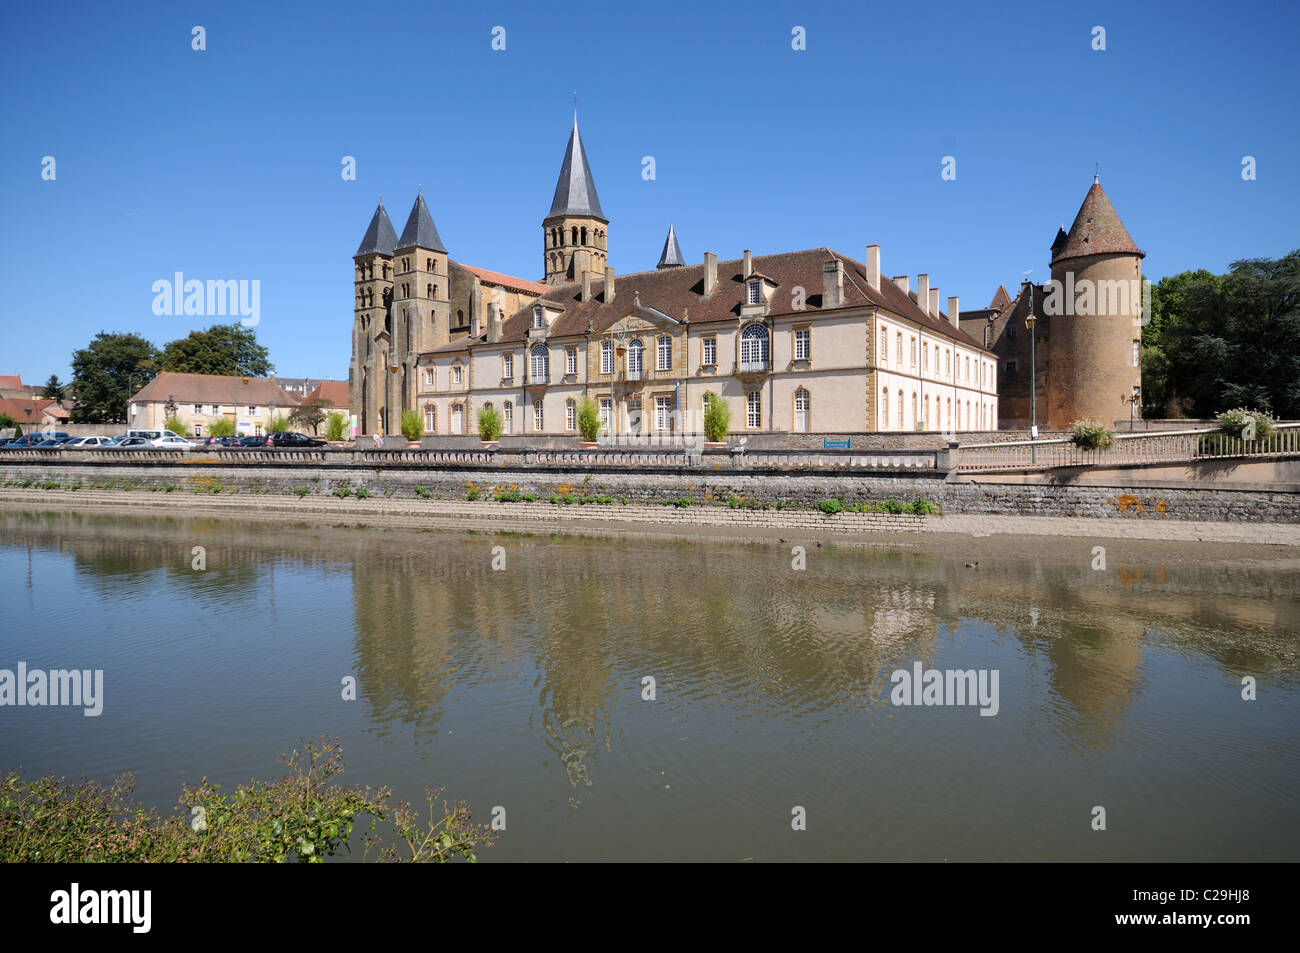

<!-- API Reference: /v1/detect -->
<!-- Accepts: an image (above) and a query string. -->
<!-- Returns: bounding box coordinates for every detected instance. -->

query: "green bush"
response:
[466,488,480,501]
[208,417,236,438]
[270,415,291,434]
[0,738,493,862]
[477,404,504,442]
[577,396,603,441]
[908,498,940,515]
[494,490,521,502]
[550,493,576,505]
[294,486,311,497]
[596,496,614,504]
[414,485,432,498]
[817,499,844,514]
[520,492,537,502]
[1069,419,1116,451]
[400,409,423,443]
[355,487,372,499]
[164,416,186,437]
[703,391,730,442]
[324,412,347,442]
[1216,407,1275,441]
[332,486,354,498]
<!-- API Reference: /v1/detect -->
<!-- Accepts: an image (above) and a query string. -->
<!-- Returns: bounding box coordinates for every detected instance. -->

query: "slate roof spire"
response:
[355,198,398,257]
[657,223,685,269]
[396,187,447,253]
[547,112,606,222]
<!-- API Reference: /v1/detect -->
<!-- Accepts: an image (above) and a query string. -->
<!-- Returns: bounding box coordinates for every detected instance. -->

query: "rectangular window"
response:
[599,398,612,430]
[503,354,513,378]
[1133,340,1140,367]
[1006,360,1017,375]
[533,400,543,432]
[453,366,463,385]
[922,344,928,371]
[945,350,951,376]
[657,336,672,371]
[655,395,672,430]
[747,281,760,304]
[879,328,888,362]
[503,402,513,433]
[896,332,903,364]
[566,400,576,431]
[794,328,810,361]
[702,336,717,366]
[566,348,578,375]
[601,340,613,374]
[247,405,256,416]
[425,368,435,387]
[746,391,761,428]
[910,336,916,367]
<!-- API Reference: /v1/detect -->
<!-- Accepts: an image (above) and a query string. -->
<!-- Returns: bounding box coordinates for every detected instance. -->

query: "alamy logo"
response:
[0,662,103,716]
[50,884,150,933]
[151,272,260,326]
[890,662,999,716]
[1041,272,1151,322]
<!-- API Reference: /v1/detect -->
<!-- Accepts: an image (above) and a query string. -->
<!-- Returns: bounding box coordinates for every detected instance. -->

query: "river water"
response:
[1,508,1296,861]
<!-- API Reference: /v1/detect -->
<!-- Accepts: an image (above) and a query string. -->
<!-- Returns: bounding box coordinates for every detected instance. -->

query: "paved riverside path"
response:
[1,487,1297,546]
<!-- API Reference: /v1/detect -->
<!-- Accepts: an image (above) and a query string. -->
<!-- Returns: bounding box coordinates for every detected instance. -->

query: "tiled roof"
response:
[459,264,549,295]
[356,200,398,257]
[546,114,605,221]
[0,396,65,424]
[127,372,302,406]
[0,375,22,390]
[396,191,447,253]
[1052,182,1143,265]
[427,247,989,354]
[989,285,1011,310]
[304,380,349,407]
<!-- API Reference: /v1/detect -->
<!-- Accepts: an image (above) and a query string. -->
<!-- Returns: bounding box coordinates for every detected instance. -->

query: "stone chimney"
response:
[743,249,753,277]
[470,309,480,340]
[893,275,909,295]
[947,295,960,329]
[865,244,881,292]
[704,252,718,296]
[487,302,502,344]
[917,274,930,316]
[581,271,591,303]
[929,288,939,321]
[822,259,844,309]
[604,266,615,304]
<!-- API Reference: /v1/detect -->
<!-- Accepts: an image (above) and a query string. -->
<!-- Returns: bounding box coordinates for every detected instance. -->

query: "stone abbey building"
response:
[350,117,1140,438]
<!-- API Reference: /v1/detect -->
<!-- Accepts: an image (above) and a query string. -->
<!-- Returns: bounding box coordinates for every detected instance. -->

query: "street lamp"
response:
[1024,286,1038,464]
[1122,385,1141,430]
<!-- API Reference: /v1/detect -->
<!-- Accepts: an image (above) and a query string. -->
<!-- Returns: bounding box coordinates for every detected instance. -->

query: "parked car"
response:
[3,435,43,449]
[112,436,151,449]
[65,436,118,449]
[233,434,268,448]
[150,435,196,449]
[199,435,238,448]
[32,437,67,449]
[266,431,326,449]
[127,429,183,441]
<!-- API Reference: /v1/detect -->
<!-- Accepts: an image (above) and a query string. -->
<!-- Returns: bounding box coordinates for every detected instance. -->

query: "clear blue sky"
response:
[3,0,1297,383]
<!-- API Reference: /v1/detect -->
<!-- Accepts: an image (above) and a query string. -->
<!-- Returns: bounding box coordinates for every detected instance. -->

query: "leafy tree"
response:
[477,403,503,441]
[208,417,236,438]
[577,396,602,441]
[165,416,186,436]
[289,396,331,435]
[0,413,16,435]
[400,409,423,442]
[703,391,731,442]
[41,375,65,400]
[1143,253,1299,418]
[158,323,273,378]
[269,414,291,433]
[70,332,160,423]
[324,412,347,441]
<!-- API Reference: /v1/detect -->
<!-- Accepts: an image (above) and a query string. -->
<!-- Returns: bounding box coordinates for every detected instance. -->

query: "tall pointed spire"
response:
[355,199,397,257]
[548,113,606,221]
[656,223,685,269]
[1051,181,1143,265]
[396,190,447,252]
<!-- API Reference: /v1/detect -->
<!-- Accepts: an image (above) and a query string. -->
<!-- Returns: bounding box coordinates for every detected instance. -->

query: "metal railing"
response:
[957,423,1300,471]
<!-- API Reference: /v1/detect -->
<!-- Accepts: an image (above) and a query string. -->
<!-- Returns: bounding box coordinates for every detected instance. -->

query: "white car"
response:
[64,436,117,449]
[150,435,196,449]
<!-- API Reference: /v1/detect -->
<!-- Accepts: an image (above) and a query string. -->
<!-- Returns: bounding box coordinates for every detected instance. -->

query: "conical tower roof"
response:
[1052,182,1143,265]
[355,199,398,257]
[547,114,606,222]
[396,189,447,253]
[656,223,685,268]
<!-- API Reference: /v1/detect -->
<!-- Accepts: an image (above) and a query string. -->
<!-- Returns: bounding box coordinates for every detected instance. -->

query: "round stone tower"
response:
[1045,179,1144,429]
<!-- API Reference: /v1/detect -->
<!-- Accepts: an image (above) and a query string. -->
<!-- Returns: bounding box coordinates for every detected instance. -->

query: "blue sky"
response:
[2,0,1297,383]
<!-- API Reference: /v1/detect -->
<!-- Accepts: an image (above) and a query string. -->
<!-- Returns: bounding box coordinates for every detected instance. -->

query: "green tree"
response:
[70,332,160,423]
[577,396,602,441]
[208,417,236,438]
[703,391,731,442]
[324,411,347,441]
[158,323,273,377]
[400,409,423,442]
[41,375,65,401]
[269,414,291,433]
[1149,252,1300,418]
[477,403,503,441]
[0,413,17,435]
[289,396,331,435]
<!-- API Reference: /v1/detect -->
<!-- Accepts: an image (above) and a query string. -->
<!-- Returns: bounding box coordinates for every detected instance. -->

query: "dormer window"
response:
[533,306,544,329]
[747,280,761,305]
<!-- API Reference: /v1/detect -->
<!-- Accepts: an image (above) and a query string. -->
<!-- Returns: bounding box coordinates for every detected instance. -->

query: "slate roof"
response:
[546,115,606,222]
[657,224,686,268]
[427,247,990,354]
[989,285,1012,311]
[355,200,398,257]
[1052,183,1143,265]
[128,372,302,406]
[396,191,447,253]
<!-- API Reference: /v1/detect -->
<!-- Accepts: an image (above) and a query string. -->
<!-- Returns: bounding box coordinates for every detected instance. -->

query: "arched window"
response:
[565,398,576,432]
[925,395,931,429]
[897,390,904,428]
[626,339,643,377]
[503,401,513,433]
[456,309,464,327]
[450,402,464,434]
[533,399,544,432]
[426,258,433,271]
[794,388,810,433]
[946,397,951,429]
[581,226,588,246]
[911,392,917,428]
[739,324,769,368]
[881,389,889,429]
[746,390,761,429]
[424,403,437,433]
[530,343,549,382]
[571,226,578,245]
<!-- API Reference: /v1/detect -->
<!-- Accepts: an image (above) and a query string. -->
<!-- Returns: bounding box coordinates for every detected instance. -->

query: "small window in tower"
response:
[1133,340,1140,367]
[571,227,578,245]
[427,284,433,297]
[747,280,761,305]
[457,309,464,326]
[426,258,433,271]
[581,226,588,245]
[533,306,544,329]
